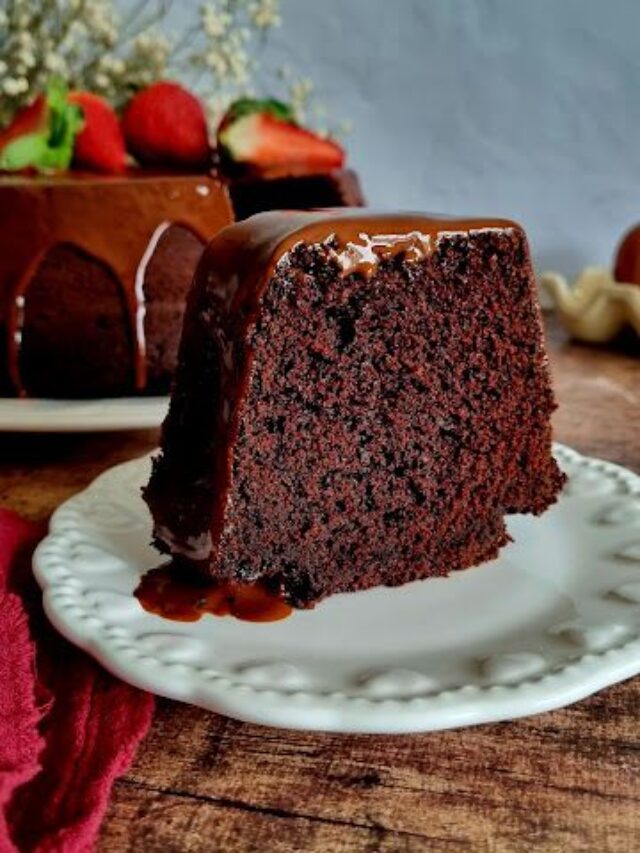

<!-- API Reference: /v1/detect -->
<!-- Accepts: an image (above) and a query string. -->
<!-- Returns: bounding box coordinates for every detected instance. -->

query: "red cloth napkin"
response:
[0,508,154,853]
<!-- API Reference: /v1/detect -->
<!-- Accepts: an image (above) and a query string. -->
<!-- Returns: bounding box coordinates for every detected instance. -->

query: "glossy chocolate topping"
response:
[168,210,520,566]
[206,210,518,290]
[0,172,233,395]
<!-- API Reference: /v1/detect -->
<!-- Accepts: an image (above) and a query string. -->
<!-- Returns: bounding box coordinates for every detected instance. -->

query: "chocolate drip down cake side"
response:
[144,210,565,608]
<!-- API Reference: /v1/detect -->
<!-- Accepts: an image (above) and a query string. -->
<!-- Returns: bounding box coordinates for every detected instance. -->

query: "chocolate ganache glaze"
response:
[149,210,519,571]
[0,172,233,396]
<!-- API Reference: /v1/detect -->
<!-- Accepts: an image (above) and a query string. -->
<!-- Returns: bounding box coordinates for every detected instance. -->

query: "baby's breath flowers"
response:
[248,0,281,29]
[0,0,335,134]
[0,0,172,124]
[277,65,350,140]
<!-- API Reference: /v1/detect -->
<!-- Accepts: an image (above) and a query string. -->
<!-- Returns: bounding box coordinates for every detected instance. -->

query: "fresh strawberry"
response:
[217,98,345,175]
[122,81,210,168]
[0,78,83,172]
[613,225,640,286]
[68,91,127,173]
[0,95,47,151]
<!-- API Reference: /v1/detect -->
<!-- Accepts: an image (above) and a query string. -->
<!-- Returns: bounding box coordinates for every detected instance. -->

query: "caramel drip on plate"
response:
[135,563,293,623]
[0,173,232,396]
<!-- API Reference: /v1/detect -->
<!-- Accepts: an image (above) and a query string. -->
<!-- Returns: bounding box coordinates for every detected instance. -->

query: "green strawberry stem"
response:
[221,98,297,128]
[0,77,84,173]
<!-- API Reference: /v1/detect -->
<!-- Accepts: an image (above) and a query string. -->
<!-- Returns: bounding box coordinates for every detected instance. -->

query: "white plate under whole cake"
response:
[0,396,169,432]
[33,444,640,733]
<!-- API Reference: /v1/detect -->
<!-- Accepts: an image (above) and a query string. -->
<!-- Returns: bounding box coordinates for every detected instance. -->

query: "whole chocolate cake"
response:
[144,210,565,608]
[0,173,233,397]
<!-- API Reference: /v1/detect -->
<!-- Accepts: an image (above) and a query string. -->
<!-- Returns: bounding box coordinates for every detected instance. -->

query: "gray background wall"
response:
[172,0,640,275]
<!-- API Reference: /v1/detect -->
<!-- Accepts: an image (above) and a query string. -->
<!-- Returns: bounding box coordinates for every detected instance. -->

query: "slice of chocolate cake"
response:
[144,211,565,608]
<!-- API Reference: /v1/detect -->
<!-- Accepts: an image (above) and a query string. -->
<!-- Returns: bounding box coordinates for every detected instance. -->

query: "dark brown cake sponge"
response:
[144,211,565,607]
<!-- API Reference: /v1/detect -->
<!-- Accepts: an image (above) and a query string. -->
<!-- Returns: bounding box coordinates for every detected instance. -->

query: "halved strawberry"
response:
[68,91,127,173]
[0,78,83,172]
[218,98,345,176]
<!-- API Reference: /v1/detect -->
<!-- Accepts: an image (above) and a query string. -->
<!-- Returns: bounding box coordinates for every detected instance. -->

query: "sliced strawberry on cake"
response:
[218,98,345,176]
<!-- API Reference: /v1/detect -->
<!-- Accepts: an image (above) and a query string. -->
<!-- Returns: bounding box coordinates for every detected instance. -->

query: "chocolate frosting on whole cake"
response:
[0,172,233,396]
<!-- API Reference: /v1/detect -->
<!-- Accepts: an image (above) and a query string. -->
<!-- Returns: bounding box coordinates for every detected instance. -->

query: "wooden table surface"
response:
[1,316,638,852]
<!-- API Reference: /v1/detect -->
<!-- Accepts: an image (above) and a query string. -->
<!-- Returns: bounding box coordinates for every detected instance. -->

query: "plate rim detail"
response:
[32,443,640,733]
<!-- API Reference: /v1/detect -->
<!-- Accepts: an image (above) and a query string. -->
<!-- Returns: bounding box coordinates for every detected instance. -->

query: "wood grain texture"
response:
[0,315,638,852]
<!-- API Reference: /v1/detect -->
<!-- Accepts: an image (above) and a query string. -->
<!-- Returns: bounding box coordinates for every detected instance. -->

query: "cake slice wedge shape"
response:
[144,210,565,608]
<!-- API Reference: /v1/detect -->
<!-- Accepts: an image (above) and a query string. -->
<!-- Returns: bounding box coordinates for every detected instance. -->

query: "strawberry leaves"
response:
[0,78,84,173]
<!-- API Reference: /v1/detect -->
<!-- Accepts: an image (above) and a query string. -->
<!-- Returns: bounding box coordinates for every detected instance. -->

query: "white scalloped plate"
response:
[33,444,640,732]
[0,397,169,432]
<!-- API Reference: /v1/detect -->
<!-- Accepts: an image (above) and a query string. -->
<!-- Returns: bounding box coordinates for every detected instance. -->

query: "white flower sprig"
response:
[177,0,284,124]
[0,0,173,124]
[0,0,337,133]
